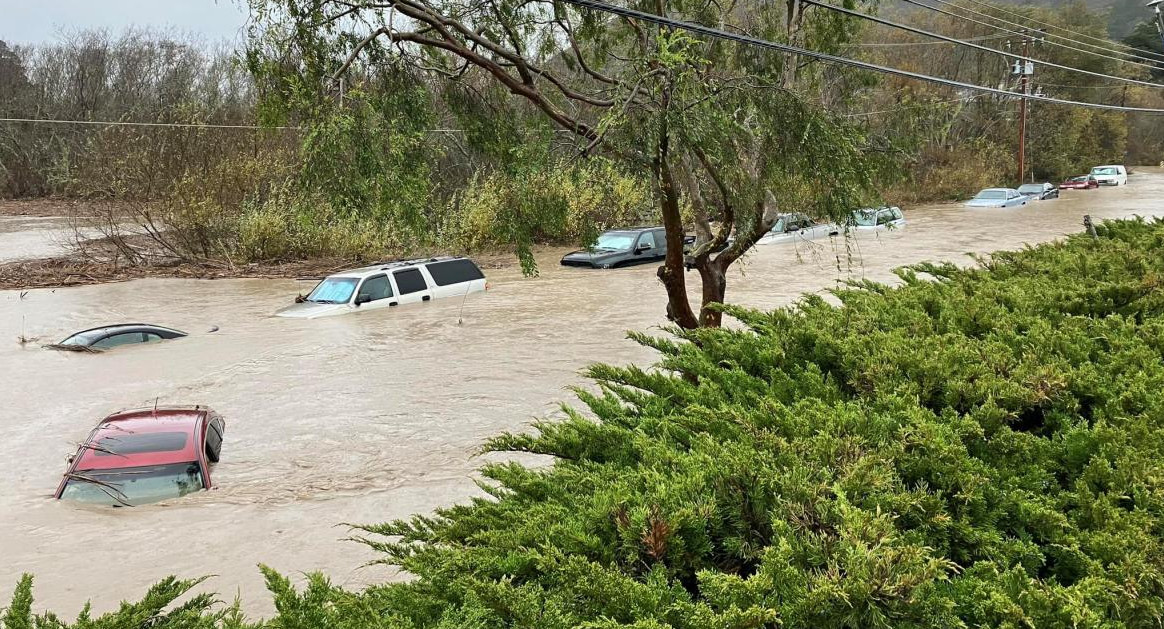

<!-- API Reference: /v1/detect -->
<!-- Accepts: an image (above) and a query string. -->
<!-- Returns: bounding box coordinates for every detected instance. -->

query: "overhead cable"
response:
[954,0,1164,58]
[939,0,1164,62]
[911,0,1164,67]
[843,95,982,116]
[806,0,1164,89]
[849,32,1009,46]
[0,117,298,130]
[0,118,480,134]
[556,0,1164,113]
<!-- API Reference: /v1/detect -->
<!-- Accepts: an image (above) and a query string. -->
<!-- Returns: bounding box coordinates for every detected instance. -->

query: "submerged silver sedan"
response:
[965,188,1029,208]
[756,213,839,245]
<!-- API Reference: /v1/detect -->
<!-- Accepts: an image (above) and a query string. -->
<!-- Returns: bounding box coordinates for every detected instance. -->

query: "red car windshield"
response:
[60,462,203,506]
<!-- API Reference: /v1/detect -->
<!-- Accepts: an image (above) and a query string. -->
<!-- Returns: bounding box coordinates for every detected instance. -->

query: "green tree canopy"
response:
[246,0,883,327]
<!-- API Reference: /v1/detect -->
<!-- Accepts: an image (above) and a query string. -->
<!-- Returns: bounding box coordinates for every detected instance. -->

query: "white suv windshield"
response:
[1091,167,1115,175]
[852,210,877,227]
[307,277,359,303]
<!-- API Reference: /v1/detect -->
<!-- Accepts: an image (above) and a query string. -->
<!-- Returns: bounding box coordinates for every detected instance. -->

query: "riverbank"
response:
[3,170,1157,291]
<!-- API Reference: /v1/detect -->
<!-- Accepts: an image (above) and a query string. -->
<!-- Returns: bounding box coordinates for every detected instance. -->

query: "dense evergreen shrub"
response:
[8,219,1164,627]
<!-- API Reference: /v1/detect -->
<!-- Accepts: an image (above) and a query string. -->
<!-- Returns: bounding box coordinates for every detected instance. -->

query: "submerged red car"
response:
[1060,175,1099,190]
[55,406,225,506]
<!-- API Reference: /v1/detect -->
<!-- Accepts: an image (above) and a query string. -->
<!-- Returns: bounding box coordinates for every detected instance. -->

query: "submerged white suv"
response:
[1089,165,1127,186]
[276,256,487,319]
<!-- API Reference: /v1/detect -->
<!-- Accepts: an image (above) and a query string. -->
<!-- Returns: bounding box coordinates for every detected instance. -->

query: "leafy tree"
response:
[1107,0,1154,40]
[246,0,881,328]
[1123,19,1164,81]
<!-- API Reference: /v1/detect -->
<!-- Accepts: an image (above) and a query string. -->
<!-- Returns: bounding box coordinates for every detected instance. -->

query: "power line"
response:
[849,32,1008,46]
[954,0,1164,61]
[902,0,1164,69]
[0,118,484,134]
[843,95,982,116]
[556,0,1164,113]
[924,0,1164,64]
[1036,81,1129,89]
[0,117,299,130]
[806,0,1164,89]
[913,0,1164,67]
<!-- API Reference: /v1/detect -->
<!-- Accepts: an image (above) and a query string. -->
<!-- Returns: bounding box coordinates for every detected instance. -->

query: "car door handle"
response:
[422,295,431,301]
[389,302,398,307]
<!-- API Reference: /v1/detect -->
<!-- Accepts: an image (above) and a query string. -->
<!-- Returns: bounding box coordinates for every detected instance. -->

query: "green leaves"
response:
[1,575,32,629]
[342,218,1164,627]
[0,575,238,629]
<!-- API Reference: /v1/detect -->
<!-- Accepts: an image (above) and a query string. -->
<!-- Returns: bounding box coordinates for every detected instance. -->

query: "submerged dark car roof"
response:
[70,323,185,336]
[59,324,187,345]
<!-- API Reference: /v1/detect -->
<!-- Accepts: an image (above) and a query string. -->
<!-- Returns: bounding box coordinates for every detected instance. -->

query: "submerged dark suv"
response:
[560,227,667,269]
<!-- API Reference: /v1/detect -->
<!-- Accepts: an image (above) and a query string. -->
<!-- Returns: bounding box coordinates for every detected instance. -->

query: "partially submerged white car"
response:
[849,206,905,230]
[276,256,487,319]
[756,213,839,245]
[1090,165,1127,186]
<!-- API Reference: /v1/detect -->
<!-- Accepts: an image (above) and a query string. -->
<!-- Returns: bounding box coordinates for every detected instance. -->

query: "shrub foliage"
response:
[8,219,1164,627]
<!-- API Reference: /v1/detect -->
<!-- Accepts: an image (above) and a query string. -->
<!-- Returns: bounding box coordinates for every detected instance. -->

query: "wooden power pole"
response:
[1016,35,1031,185]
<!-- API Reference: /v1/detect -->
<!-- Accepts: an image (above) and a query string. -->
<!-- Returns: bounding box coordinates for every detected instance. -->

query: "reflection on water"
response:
[1,171,1162,616]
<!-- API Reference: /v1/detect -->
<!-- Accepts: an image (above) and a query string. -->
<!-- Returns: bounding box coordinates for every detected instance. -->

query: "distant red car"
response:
[55,406,225,506]
[1060,175,1099,190]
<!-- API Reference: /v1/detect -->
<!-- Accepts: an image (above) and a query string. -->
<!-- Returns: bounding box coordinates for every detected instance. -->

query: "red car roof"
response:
[73,408,206,471]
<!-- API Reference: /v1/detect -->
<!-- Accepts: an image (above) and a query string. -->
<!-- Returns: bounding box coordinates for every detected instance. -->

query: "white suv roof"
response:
[330,256,468,279]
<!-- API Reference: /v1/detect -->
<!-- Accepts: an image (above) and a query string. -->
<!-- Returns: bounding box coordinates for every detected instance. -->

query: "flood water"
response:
[0,216,79,263]
[2,172,1162,616]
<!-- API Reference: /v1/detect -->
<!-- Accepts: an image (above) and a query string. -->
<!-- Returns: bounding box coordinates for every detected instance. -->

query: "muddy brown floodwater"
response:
[2,172,1162,617]
[0,216,80,263]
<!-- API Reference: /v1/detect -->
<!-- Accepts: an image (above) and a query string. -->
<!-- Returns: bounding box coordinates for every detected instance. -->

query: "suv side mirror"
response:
[354,294,371,306]
[634,244,650,254]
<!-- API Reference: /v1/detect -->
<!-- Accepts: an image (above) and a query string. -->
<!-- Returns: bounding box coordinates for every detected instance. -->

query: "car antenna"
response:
[153,397,159,415]
[457,283,472,325]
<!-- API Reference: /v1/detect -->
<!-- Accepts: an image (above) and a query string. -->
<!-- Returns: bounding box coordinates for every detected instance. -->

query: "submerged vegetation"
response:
[8,218,1164,626]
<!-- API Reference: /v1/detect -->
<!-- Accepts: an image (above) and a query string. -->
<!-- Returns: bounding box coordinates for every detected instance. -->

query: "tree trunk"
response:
[654,80,699,330]
[657,154,699,329]
[697,259,727,328]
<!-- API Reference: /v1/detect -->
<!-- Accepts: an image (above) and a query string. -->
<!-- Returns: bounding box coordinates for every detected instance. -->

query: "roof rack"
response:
[103,405,211,421]
[368,255,463,271]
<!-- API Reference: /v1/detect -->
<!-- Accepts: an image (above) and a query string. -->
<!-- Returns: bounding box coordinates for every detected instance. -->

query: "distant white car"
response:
[850,206,905,230]
[1089,165,1127,186]
[965,188,1029,208]
[757,213,839,245]
[276,256,487,319]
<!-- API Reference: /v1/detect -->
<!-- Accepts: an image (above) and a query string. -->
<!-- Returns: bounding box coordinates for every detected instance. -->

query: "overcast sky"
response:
[0,0,248,46]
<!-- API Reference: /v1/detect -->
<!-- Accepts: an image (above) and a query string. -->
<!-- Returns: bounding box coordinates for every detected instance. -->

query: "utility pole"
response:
[1149,0,1164,48]
[1017,38,1028,185]
[1010,30,1042,185]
